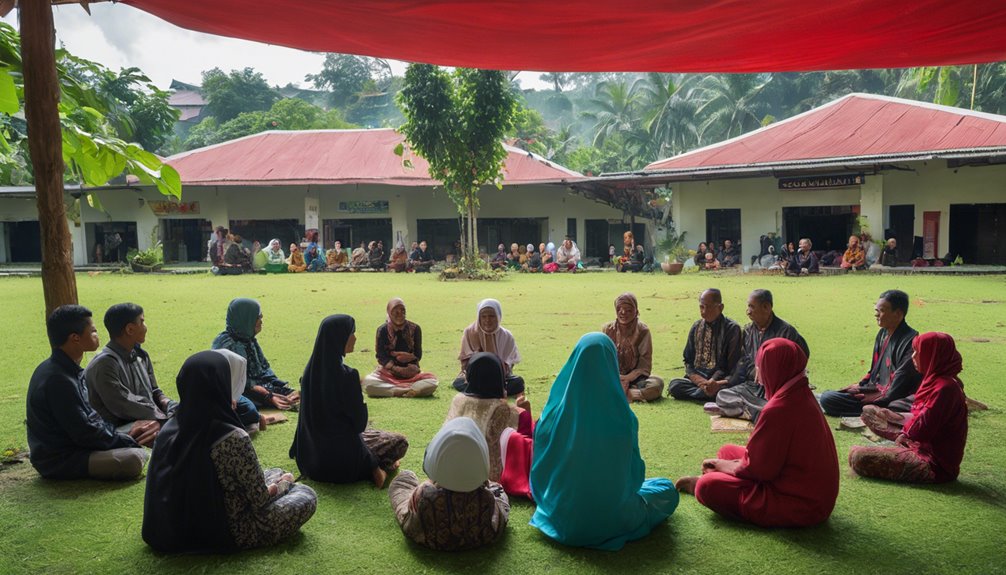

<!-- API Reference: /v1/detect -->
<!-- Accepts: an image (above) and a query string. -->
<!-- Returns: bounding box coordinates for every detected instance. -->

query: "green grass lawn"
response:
[1,271,1004,574]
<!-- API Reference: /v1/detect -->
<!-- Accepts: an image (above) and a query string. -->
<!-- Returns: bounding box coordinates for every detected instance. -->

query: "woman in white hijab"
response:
[453,299,525,397]
[263,239,287,274]
[388,417,510,551]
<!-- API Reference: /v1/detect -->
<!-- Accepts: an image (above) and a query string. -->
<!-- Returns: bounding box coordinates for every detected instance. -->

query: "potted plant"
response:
[128,234,164,273]
[655,229,688,275]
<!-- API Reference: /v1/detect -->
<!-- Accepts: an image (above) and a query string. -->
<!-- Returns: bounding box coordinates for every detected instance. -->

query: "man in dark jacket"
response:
[819,290,921,416]
[26,305,151,480]
[667,289,742,400]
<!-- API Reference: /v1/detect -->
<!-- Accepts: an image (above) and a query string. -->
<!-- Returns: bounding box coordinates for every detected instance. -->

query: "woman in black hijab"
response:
[143,350,317,553]
[290,315,408,487]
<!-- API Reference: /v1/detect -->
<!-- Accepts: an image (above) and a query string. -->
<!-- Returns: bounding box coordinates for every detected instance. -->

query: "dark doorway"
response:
[887,204,915,262]
[950,204,1006,265]
[6,221,42,262]
[416,218,460,260]
[229,219,302,250]
[160,219,212,262]
[782,206,857,254]
[478,218,547,255]
[585,219,647,259]
[321,218,392,253]
[86,221,138,263]
[706,209,741,250]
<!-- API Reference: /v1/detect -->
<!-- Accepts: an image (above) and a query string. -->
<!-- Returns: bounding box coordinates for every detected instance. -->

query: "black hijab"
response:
[142,351,243,553]
[289,315,377,483]
[464,352,506,399]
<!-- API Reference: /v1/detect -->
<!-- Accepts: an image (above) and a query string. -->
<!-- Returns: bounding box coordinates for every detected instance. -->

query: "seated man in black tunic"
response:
[667,289,742,401]
[711,289,810,422]
[26,305,151,480]
[819,290,920,416]
[409,240,434,272]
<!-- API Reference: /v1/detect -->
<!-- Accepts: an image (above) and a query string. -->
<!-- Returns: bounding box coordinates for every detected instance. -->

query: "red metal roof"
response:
[646,94,1006,171]
[123,0,1006,73]
[165,129,583,186]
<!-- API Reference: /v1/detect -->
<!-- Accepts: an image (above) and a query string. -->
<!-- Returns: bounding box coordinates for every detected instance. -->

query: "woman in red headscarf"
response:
[850,332,967,483]
[676,338,839,527]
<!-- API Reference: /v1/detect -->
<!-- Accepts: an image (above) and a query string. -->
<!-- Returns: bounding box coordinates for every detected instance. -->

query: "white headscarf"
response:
[459,298,520,371]
[211,349,247,401]
[423,417,489,492]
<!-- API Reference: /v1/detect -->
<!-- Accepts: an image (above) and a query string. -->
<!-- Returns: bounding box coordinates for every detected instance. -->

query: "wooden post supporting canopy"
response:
[21,0,79,316]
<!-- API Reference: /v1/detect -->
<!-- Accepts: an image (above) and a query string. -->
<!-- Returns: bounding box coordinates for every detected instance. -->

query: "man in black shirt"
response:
[409,240,434,272]
[26,305,150,480]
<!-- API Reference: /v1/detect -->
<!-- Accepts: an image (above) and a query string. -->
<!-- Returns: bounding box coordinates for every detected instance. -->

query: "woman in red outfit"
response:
[676,338,839,527]
[850,332,967,483]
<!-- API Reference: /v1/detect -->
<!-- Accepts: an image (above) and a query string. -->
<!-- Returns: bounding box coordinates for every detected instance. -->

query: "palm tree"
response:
[581,80,650,169]
[693,74,771,142]
[636,72,699,160]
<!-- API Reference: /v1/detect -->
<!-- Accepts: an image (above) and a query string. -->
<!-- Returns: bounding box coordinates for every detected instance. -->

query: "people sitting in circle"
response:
[304,242,325,272]
[879,237,899,267]
[717,239,740,267]
[410,240,434,272]
[326,240,349,271]
[263,239,287,273]
[361,298,439,398]
[142,350,317,553]
[840,234,867,270]
[676,338,839,528]
[454,299,525,397]
[555,236,581,271]
[701,251,721,270]
[849,332,967,484]
[785,238,819,276]
[667,289,742,401]
[350,241,369,269]
[525,243,542,272]
[529,333,678,550]
[26,305,148,480]
[211,298,300,425]
[602,293,664,402]
[368,240,386,271]
[819,289,920,417]
[446,353,533,493]
[388,417,510,551]
[290,314,409,487]
[389,241,409,272]
[490,243,508,270]
[286,243,307,273]
[222,234,253,274]
[85,303,176,446]
[506,242,522,271]
[711,289,810,421]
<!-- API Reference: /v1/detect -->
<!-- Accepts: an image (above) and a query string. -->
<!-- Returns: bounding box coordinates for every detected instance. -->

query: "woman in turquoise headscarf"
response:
[529,332,678,550]
[212,298,300,411]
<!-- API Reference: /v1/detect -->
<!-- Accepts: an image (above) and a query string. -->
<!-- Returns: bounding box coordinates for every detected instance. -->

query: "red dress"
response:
[695,338,839,527]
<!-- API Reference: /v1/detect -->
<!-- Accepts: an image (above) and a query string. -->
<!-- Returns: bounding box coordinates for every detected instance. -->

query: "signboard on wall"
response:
[305,196,320,230]
[778,173,865,190]
[149,201,200,215]
[338,200,389,214]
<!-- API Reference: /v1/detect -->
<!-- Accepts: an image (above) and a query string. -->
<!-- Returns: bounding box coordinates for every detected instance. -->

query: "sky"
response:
[4,4,549,91]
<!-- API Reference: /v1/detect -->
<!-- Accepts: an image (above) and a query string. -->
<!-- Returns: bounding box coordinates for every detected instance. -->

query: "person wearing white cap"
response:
[388,417,510,551]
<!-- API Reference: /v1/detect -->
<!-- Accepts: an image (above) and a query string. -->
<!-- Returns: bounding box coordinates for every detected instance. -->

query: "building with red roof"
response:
[57,129,640,265]
[598,93,1006,266]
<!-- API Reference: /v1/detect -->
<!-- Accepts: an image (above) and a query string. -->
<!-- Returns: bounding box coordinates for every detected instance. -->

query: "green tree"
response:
[201,67,278,122]
[307,54,392,109]
[581,80,650,170]
[539,72,573,92]
[396,64,517,262]
[182,99,356,150]
[694,73,771,142]
[637,73,699,160]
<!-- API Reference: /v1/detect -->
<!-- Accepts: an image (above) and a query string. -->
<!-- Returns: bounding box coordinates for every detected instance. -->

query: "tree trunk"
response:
[22,0,77,317]
[470,203,478,261]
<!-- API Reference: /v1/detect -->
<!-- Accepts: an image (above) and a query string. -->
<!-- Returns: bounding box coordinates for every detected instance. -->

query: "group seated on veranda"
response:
[488,236,583,272]
[693,239,742,270]
[209,226,436,275]
[23,278,977,555]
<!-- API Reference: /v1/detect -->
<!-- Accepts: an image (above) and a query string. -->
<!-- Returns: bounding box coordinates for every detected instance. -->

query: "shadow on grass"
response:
[29,475,143,498]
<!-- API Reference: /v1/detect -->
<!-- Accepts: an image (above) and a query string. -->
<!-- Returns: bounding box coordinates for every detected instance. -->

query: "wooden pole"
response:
[21,0,78,316]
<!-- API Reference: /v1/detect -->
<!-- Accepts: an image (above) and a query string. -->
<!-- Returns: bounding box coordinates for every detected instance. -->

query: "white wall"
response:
[672,160,1006,264]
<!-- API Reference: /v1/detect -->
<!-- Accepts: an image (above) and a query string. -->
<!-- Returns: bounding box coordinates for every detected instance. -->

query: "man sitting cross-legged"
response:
[85,303,176,447]
[819,290,920,417]
[667,289,742,402]
[26,305,148,480]
[710,289,810,422]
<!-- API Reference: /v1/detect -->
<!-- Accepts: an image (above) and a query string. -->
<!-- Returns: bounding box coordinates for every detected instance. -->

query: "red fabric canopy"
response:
[123,0,1006,72]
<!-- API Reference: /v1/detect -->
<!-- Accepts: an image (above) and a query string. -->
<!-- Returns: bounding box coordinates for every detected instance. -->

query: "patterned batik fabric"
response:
[695,322,716,371]
[848,444,936,484]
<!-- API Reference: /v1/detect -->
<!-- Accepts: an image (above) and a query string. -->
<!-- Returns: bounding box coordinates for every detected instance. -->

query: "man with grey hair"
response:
[711,289,810,422]
[785,238,819,275]
[667,289,742,401]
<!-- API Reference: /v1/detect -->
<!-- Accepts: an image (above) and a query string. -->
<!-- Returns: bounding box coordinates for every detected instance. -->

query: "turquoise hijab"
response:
[529,332,678,550]
[224,298,259,339]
